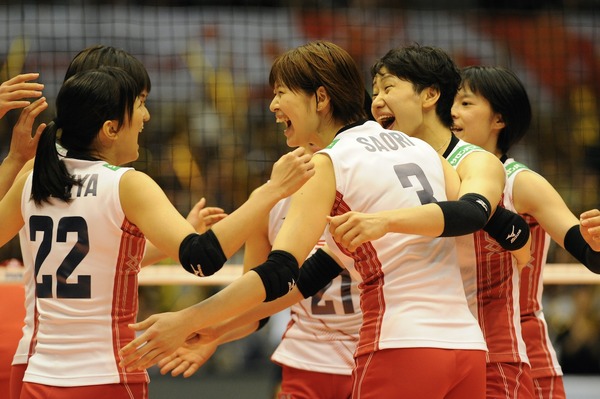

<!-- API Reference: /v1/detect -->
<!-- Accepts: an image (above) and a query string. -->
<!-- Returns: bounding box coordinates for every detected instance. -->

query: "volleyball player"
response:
[6,45,232,399]
[246,171,360,398]
[0,65,312,399]
[120,40,490,398]
[6,45,234,399]
[452,65,600,398]
[330,44,534,398]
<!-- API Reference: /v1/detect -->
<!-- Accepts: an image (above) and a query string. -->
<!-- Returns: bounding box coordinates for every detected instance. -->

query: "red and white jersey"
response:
[320,121,486,358]
[11,230,35,367]
[268,197,361,375]
[447,141,528,365]
[19,158,148,387]
[503,158,562,378]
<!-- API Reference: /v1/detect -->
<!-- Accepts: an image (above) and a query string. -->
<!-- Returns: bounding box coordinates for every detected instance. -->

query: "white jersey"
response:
[269,197,361,375]
[320,121,486,358]
[12,144,74,367]
[11,229,35,366]
[447,140,528,365]
[19,158,148,387]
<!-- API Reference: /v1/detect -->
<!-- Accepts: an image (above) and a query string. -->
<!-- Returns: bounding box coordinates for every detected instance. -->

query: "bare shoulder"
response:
[458,150,504,179]
[119,169,157,191]
[119,169,166,209]
[513,169,564,212]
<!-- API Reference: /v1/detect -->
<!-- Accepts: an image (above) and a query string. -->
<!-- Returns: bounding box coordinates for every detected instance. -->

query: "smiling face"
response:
[115,92,149,164]
[138,90,151,123]
[451,84,504,152]
[371,67,424,137]
[269,83,320,148]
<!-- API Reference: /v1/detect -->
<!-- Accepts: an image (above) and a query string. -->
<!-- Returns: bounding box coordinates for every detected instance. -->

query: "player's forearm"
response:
[211,321,261,347]
[386,192,498,238]
[211,183,282,259]
[384,204,445,237]
[213,288,302,339]
[0,156,26,200]
[178,270,268,332]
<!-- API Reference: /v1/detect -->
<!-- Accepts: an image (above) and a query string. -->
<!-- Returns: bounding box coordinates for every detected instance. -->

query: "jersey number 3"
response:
[29,215,91,299]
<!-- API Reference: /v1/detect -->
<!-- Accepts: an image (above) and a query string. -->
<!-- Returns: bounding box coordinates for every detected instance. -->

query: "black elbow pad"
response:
[297,248,343,298]
[438,193,491,237]
[483,207,530,251]
[252,250,299,302]
[179,230,227,277]
[564,225,600,274]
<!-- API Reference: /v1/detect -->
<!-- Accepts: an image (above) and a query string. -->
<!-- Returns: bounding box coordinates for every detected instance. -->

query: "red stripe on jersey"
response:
[28,301,40,363]
[519,215,561,378]
[473,227,522,364]
[519,216,546,316]
[331,191,385,357]
[112,217,147,384]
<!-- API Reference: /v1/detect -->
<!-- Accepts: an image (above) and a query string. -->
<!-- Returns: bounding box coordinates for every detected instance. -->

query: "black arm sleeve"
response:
[564,225,600,274]
[297,248,344,299]
[437,193,492,237]
[178,230,227,277]
[483,207,530,251]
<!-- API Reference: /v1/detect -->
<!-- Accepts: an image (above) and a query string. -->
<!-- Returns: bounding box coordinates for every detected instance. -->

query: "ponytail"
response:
[31,120,80,205]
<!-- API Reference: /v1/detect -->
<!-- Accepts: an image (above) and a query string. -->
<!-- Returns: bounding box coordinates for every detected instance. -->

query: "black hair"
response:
[32,67,138,205]
[460,66,531,155]
[64,44,151,94]
[371,44,461,128]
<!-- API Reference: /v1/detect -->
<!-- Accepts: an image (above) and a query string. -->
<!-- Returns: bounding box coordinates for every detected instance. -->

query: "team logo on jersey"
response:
[447,144,482,166]
[505,161,529,178]
[506,225,521,243]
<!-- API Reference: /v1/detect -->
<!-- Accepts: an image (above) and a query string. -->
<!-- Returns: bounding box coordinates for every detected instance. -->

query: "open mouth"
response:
[276,116,291,130]
[450,125,462,134]
[378,115,395,130]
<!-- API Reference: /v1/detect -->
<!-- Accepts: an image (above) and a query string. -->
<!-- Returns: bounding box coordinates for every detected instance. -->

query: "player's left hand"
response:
[186,197,227,233]
[7,96,48,163]
[157,335,218,378]
[580,209,600,251]
[119,311,197,372]
[0,73,44,119]
[328,211,388,252]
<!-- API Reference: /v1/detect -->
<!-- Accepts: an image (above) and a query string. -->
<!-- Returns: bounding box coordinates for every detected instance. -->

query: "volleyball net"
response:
[1,263,600,286]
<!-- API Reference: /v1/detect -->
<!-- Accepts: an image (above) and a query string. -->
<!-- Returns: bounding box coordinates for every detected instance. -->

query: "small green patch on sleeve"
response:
[504,161,529,178]
[102,163,121,171]
[326,138,340,149]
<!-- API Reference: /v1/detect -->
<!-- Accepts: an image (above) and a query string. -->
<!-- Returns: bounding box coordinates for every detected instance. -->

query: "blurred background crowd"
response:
[1,0,599,388]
